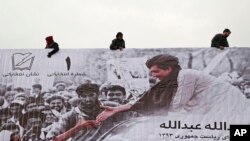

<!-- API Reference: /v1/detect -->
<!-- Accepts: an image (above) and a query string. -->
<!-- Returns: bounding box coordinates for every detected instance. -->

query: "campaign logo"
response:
[12,52,35,71]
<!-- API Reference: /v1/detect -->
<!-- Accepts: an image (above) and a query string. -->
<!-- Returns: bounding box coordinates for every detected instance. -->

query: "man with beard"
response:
[47,83,102,141]
[103,85,128,107]
[9,100,24,123]
[19,110,46,141]
[49,83,125,141]
[31,84,44,101]
[97,54,249,122]
[55,82,66,92]
[40,106,59,139]
[32,84,42,95]
[211,28,231,50]
[4,91,16,106]
[46,94,67,117]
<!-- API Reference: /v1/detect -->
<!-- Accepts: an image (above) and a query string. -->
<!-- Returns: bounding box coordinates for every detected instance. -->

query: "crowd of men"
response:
[0,81,138,141]
[1,64,250,141]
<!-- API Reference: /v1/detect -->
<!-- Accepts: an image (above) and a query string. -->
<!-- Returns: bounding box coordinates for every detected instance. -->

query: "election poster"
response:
[0,48,250,141]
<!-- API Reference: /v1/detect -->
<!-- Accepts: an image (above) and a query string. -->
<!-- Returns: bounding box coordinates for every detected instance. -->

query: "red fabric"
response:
[45,36,54,45]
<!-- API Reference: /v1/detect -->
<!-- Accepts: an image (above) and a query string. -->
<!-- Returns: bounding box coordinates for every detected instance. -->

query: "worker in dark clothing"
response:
[211,29,231,50]
[110,32,125,51]
[45,36,59,58]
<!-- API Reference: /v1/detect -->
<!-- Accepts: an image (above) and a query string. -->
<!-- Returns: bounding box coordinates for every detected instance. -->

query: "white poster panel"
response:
[0,48,250,141]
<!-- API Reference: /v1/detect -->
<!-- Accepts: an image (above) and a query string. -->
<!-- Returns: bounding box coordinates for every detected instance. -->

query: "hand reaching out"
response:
[76,120,100,129]
[96,105,117,122]
[53,120,99,141]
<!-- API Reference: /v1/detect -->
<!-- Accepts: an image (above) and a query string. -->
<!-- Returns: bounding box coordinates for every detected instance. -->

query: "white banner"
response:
[0,48,250,141]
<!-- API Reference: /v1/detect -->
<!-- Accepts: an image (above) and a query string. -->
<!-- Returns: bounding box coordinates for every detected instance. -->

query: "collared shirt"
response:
[46,107,91,138]
[47,105,138,141]
[47,106,113,141]
[131,69,248,116]
[170,69,247,115]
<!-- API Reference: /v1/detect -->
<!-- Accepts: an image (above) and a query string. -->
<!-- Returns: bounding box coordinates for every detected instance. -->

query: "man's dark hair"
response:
[10,132,21,141]
[14,87,25,93]
[1,122,20,131]
[32,84,42,90]
[116,32,123,38]
[46,95,65,104]
[106,85,126,96]
[223,28,231,33]
[146,54,181,70]
[76,83,99,96]
[244,81,250,86]
[19,110,45,128]
[132,54,182,113]
[25,98,44,111]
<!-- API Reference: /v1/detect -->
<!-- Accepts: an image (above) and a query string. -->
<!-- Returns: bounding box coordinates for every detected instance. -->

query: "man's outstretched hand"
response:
[53,120,99,141]
[96,105,117,122]
[76,120,100,129]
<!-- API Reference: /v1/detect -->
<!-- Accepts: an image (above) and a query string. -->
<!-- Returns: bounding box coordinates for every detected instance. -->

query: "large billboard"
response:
[0,48,250,141]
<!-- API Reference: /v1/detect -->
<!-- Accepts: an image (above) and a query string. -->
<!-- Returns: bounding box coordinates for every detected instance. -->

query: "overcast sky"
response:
[0,0,249,49]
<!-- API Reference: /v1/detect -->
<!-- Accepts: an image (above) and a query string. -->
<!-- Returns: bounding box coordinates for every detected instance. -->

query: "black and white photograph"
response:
[1,48,250,141]
[1,1,250,140]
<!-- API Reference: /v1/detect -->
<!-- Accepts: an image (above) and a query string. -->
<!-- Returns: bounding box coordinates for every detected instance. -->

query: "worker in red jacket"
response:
[45,36,59,58]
